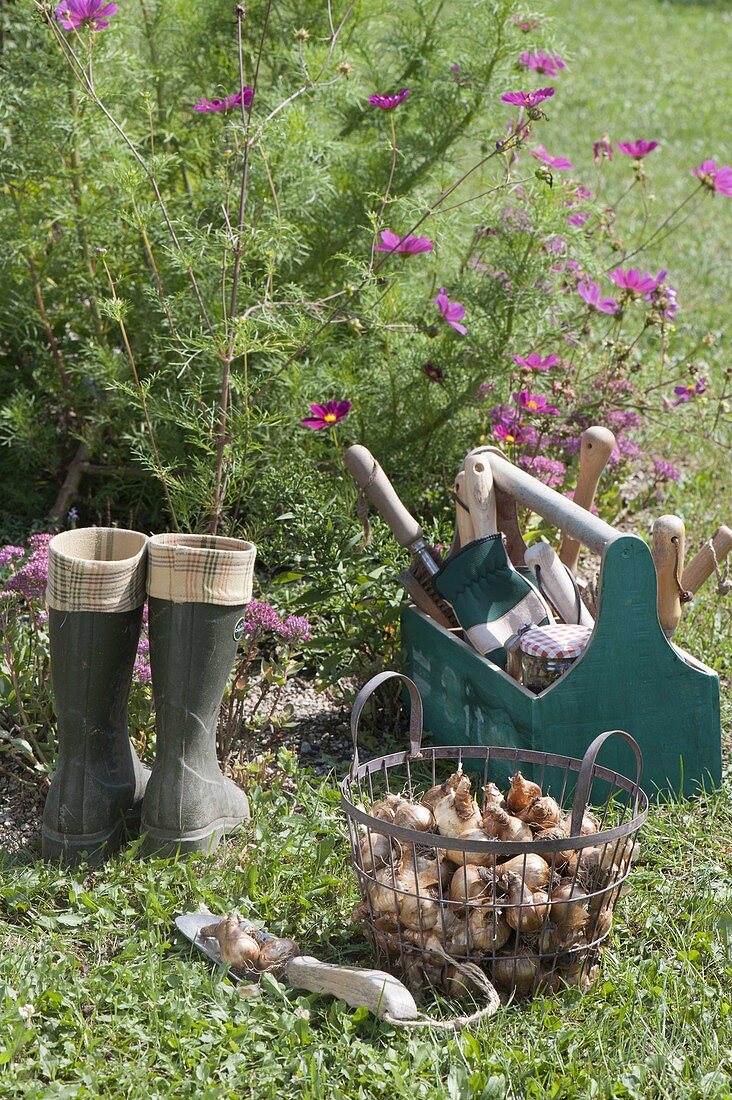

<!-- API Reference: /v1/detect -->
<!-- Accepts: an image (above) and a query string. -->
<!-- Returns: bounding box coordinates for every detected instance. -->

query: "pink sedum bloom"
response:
[531,144,573,170]
[514,352,559,371]
[519,51,566,77]
[55,0,118,30]
[194,87,254,113]
[609,268,661,295]
[578,280,619,314]
[691,160,732,196]
[501,87,555,108]
[375,229,434,254]
[368,89,410,110]
[301,400,351,430]
[513,389,560,416]
[616,140,659,159]
[434,288,467,335]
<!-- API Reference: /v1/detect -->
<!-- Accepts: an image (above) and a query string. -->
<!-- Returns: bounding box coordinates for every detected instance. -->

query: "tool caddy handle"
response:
[473,448,620,559]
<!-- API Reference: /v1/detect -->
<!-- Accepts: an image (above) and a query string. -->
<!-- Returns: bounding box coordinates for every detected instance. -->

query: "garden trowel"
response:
[432,453,552,658]
[176,913,419,1022]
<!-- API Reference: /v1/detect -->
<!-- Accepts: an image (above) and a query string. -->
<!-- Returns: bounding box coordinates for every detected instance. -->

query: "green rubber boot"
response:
[42,528,149,866]
[140,534,256,857]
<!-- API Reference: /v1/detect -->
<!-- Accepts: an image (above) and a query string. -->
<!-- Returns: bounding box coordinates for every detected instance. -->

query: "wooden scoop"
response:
[682,525,732,595]
[652,514,689,637]
[524,539,594,627]
[559,426,616,575]
[176,913,419,1022]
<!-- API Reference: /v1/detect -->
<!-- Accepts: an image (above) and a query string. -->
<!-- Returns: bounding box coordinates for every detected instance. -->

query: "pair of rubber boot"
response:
[41,528,256,865]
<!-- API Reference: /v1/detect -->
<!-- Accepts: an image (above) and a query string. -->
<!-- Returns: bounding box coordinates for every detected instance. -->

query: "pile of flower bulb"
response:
[351,767,638,998]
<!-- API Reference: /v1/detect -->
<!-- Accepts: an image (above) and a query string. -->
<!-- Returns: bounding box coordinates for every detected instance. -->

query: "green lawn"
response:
[2,1,732,1097]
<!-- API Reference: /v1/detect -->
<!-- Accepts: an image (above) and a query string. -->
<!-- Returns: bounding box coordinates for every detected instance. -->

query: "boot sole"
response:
[42,821,125,867]
[139,813,249,858]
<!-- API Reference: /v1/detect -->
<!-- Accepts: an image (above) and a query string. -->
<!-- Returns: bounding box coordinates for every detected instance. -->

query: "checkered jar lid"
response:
[519,623,592,659]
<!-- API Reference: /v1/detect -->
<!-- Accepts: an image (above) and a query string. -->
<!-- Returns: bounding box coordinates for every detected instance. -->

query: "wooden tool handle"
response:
[486,451,618,555]
[681,525,732,595]
[652,514,686,637]
[454,471,475,547]
[524,540,594,627]
[559,426,616,573]
[464,453,497,538]
[284,956,419,1021]
[344,445,422,549]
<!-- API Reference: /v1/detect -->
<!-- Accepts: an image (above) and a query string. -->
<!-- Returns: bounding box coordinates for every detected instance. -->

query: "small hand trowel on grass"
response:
[176,913,419,1023]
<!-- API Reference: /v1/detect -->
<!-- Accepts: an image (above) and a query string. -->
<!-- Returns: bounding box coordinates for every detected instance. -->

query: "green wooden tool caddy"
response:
[401,450,722,799]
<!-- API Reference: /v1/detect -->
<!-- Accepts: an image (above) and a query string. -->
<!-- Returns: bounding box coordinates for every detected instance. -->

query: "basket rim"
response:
[341,742,648,855]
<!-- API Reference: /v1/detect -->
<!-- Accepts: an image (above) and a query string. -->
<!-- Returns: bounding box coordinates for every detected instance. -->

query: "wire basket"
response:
[341,672,648,1000]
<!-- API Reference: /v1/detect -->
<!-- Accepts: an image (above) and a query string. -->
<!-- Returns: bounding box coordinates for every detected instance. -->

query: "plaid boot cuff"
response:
[147,534,256,605]
[47,528,148,613]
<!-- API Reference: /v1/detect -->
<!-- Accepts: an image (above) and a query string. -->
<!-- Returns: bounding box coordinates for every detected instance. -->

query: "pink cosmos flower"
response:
[368,89,410,110]
[513,389,560,416]
[593,136,613,163]
[616,140,659,160]
[578,280,619,314]
[609,268,661,295]
[519,51,566,77]
[434,288,467,335]
[301,400,352,430]
[374,229,434,254]
[531,144,573,170]
[514,353,559,371]
[501,87,555,108]
[691,160,732,196]
[493,422,526,445]
[194,87,254,113]
[55,0,118,30]
[672,378,707,406]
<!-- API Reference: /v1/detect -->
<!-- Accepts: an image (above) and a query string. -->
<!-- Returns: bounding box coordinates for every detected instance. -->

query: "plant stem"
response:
[100,256,179,529]
[210,1,274,535]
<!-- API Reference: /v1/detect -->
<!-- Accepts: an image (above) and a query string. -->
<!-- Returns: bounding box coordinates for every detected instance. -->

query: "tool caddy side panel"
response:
[402,535,722,799]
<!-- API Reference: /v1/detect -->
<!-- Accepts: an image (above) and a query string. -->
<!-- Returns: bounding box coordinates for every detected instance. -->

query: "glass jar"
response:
[518,624,592,694]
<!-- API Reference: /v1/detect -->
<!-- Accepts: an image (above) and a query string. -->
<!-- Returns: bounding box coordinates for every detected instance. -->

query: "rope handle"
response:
[383,941,501,1030]
[350,671,424,775]
[569,729,643,837]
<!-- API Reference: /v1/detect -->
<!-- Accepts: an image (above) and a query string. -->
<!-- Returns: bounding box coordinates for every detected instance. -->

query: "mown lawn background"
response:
[2,0,731,1096]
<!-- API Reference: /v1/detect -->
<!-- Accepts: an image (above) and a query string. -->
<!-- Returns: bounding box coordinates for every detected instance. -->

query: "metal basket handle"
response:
[351,671,424,774]
[568,729,643,836]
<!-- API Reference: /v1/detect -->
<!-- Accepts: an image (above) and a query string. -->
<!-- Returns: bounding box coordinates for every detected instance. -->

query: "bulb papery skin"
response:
[497,852,551,892]
[506,771,543,815]
[358,831,392,871]
[503,871,550,933]
[449,863,495,903]
[551,883,590,933]
[393,802,435,831]
[208,917,261,970]
[520,795,561,829]
[482,804,533,842]
[444,827,499,865]
[422,770,483,836]
[494,948,539,991]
